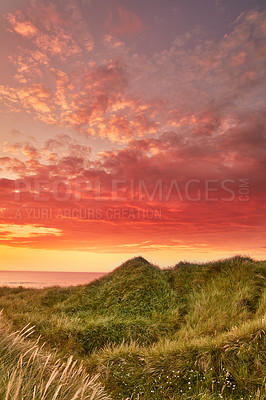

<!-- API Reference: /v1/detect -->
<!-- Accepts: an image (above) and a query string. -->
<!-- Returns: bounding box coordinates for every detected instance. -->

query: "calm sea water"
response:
[0,270,106,289]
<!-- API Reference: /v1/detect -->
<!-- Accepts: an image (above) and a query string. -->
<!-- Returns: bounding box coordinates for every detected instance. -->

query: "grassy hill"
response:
[0,256,265,399]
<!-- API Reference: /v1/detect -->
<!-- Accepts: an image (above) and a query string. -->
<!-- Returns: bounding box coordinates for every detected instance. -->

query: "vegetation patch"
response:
[0,256,265,399]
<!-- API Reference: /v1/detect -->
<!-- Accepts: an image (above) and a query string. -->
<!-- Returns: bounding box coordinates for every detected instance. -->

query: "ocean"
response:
[0,270,106,289]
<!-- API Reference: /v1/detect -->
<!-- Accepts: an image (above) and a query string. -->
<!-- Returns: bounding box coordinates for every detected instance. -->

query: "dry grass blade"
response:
[0,316,111,400]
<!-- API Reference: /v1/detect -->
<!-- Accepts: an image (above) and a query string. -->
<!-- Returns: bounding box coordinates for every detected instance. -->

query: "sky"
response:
[0,0,266,271]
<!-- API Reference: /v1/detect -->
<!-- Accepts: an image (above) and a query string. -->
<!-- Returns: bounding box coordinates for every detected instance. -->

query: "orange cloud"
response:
[0,224,62,241]
[6,13,38,37]
[5,3,93,61]
[0,84,54,121]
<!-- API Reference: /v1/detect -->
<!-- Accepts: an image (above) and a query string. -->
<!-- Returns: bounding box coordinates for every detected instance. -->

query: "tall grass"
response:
[0,314,110,400]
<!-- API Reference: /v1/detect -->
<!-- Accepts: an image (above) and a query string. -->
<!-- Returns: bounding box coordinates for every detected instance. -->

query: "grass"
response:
[0,255,265,399]
[0,313,110,400]
[90,316,265,399]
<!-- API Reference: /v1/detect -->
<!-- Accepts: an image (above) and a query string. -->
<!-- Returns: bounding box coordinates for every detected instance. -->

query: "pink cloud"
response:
[106,6,143,36]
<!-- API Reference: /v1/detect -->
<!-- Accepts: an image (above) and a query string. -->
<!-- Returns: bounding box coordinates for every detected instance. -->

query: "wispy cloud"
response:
[106,6,143,36]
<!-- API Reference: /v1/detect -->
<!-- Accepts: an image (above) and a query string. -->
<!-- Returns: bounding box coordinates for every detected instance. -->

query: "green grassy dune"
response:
[0,256,265,399]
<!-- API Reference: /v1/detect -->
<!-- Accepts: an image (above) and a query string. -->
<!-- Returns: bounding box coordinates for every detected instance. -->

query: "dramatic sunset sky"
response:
[0,0,265,271]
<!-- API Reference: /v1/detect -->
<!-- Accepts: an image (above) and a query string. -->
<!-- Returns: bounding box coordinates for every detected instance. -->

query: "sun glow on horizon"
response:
[0,244,265,273]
